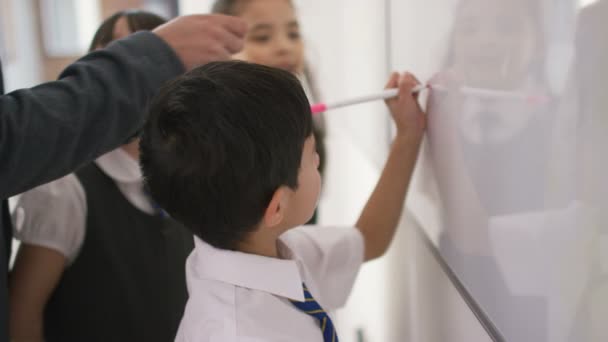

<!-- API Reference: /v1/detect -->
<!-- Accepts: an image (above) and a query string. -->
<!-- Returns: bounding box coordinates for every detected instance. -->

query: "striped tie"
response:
[290,283,339,342]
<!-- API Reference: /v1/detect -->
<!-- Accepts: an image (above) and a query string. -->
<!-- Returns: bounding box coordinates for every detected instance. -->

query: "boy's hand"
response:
[384,72,426,140]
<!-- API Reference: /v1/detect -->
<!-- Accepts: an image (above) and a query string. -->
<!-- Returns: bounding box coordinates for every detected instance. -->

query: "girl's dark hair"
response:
[211,0,244,15]
[88,10,167,52]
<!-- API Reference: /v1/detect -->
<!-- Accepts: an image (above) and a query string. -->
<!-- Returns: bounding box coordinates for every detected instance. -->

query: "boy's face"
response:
[283,135,321,225]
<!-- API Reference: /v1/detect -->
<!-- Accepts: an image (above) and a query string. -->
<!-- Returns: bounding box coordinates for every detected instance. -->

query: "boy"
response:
[140,61,425,341]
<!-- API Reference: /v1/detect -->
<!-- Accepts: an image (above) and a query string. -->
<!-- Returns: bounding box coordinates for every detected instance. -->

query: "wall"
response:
[2,0,43,92]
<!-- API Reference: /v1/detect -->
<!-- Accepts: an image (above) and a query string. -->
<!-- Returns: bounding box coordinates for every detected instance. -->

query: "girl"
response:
[9,10,193,342]
[211,0,326,223]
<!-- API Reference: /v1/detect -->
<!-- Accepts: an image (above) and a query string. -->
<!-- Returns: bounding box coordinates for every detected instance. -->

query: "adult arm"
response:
[0,14,247,199]
[0,32,184,198]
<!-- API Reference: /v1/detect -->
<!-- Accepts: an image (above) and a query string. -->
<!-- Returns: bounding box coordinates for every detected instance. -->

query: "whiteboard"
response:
[391,0,608,341]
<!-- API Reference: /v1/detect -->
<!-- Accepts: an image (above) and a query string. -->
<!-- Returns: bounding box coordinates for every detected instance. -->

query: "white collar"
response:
[191,236,306,302]
[95,148,141,184]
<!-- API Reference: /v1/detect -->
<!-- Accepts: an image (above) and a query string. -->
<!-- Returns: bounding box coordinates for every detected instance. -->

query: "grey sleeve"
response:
[0,31,184,198]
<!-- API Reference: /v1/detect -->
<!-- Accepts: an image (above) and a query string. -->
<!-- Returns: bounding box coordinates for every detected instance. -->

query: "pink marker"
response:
[310,84,428,114]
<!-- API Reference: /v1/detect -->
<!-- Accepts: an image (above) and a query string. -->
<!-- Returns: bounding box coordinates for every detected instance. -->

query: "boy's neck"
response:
[237,229,285,258]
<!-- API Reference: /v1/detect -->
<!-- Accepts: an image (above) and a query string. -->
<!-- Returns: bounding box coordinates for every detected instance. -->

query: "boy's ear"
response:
[263,186,290,228]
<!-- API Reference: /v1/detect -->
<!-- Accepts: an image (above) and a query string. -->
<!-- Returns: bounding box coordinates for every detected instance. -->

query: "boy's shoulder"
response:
[185,226,363,309]
[281,225,364,310]
[178,226,364,341]
[279,225,363,259]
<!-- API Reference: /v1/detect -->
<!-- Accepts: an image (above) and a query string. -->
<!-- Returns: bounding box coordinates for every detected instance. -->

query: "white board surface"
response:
[391,0,608,341]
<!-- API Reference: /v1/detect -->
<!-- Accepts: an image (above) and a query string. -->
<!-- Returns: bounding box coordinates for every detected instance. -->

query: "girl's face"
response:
[233,0,305,75]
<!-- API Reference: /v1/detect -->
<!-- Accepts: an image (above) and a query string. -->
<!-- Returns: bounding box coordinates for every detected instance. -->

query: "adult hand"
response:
[154,14,247,70]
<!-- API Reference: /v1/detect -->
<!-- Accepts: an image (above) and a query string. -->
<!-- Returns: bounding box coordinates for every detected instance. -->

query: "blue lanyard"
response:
[143,187,169,219]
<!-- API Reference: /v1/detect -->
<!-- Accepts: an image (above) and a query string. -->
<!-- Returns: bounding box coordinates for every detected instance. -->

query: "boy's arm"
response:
[356,73,425,261]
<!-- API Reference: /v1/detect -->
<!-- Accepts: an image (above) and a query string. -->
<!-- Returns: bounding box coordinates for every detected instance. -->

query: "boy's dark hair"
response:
[140,61,313,250]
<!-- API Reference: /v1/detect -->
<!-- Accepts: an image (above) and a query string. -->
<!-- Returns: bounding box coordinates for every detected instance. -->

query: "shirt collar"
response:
[95,148,142,184]
[191,236,305,302]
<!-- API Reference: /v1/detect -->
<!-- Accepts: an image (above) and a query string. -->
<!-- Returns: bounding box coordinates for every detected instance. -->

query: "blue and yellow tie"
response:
[290,284,339,342]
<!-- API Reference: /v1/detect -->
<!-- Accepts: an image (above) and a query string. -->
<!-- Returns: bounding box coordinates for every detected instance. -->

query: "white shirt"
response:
[175,226,364,342]
[12,148,154,263]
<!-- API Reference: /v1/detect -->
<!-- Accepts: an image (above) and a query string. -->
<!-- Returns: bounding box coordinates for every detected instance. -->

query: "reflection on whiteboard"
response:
[392,0,608,340]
